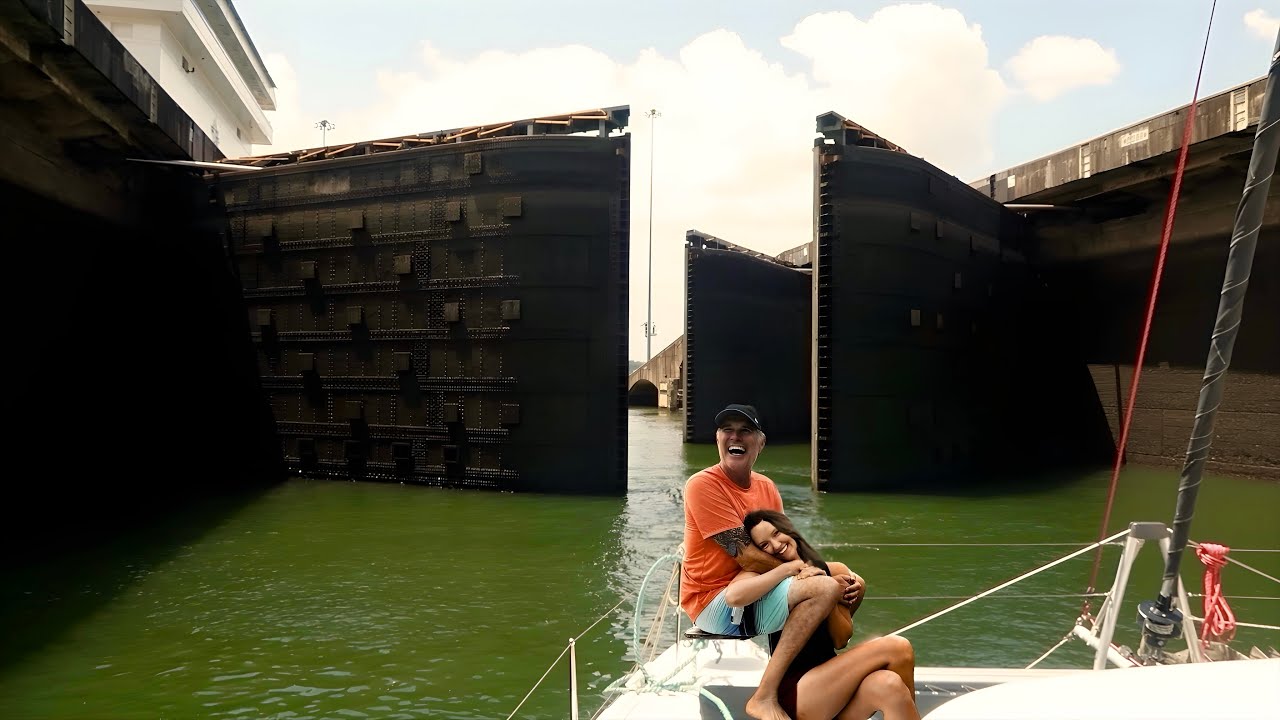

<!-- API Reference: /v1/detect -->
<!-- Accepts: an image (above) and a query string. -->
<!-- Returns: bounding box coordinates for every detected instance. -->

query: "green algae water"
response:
[2,407,1276,719]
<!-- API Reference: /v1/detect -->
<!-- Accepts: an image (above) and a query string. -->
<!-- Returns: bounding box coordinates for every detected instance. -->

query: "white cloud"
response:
[256,5,1010,359]
[1006,36,1120,102]
[783,5,1007,174]
[1244,9,1280,41]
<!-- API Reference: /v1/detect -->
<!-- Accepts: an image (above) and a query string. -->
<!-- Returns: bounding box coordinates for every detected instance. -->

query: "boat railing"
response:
[855,522,1278,670]
[505,525,1278,719]
[503,592,629,720]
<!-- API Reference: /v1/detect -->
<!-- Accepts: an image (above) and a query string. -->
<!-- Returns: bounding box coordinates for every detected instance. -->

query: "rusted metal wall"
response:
[684,232,811,444]
[216,133,630,494]
[812,136,1112,490]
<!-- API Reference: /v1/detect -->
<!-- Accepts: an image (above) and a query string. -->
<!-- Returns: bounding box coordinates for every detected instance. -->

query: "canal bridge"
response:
[627,335,683,408]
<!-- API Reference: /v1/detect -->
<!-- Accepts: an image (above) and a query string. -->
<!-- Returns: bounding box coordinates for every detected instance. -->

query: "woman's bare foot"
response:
[745,692,792,720]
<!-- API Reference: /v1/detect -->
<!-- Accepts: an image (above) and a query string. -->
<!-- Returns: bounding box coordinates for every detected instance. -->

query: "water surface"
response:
[2,408,1275,718]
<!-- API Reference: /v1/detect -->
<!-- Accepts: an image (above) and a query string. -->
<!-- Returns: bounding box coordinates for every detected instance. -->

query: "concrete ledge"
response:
[971,77,1266,204]
[8,0,222,162]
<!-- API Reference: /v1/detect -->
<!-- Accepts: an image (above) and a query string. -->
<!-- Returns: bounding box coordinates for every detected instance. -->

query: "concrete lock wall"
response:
[3,0,280,551]
[1046,233,1279,477]
[217,133,631,494]
[5,169,282,547]
[994,79,1280,479]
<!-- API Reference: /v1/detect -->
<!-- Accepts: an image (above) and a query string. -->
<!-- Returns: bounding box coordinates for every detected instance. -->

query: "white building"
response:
[86,0,275,158]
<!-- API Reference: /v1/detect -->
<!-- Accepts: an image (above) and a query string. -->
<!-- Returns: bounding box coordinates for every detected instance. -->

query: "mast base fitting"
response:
[1136,600,1183,662]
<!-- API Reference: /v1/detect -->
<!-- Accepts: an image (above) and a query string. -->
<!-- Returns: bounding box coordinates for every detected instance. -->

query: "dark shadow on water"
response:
[875,462,1114,498]
[0,484,276,674]
[2,165,284,672]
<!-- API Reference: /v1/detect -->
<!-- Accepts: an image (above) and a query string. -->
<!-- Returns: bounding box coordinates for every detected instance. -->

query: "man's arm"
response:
[725,560,807,607]
[710,527,785,573]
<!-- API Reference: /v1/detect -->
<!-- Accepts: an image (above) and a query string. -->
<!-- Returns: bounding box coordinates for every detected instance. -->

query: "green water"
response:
[2,408,1276,719]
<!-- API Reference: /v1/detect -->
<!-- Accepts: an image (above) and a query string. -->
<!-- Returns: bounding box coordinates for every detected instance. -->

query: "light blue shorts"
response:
[694,577,792,637]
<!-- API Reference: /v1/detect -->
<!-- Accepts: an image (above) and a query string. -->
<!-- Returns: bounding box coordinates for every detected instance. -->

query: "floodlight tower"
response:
[315,120,335,145]
[644,108,661,360]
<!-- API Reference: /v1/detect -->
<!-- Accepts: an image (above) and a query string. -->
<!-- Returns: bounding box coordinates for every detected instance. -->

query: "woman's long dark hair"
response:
[743,509,829,576]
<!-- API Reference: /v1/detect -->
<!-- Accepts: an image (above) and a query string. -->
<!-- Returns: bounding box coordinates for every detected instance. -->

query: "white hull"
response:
[924,657,1280,720]
[598,637,1279,719]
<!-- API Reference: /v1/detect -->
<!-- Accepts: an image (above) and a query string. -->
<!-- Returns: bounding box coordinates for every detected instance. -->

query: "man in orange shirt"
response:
[681,404,848,720]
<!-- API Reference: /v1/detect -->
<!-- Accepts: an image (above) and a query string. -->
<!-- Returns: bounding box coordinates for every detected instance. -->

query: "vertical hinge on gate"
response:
[62,0,75,45]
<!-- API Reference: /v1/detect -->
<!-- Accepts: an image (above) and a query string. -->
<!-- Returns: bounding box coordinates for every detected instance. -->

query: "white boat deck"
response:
[597,636,1280,719]
[599,638,769,719]
[924,657,1280,719]
[596,636,1089,719]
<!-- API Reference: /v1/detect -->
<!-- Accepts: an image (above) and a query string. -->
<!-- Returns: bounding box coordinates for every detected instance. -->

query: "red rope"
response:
[1196,542,1236,649]
[1082,0,1218,613]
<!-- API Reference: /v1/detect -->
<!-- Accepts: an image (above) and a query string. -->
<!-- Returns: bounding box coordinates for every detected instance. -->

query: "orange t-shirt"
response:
[680,465,784,622]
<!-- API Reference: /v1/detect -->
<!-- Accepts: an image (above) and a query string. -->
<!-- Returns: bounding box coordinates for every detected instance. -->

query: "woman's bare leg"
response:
[881,635,915,693]
[834,670,919,720]
[745,574,841,720]
[791,636,916,720]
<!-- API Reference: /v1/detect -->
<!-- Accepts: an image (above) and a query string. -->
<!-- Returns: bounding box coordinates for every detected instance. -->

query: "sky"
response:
[234,1,1279,362]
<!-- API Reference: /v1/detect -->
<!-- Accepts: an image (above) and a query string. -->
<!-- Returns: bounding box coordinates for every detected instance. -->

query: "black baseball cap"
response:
[715,404,763,432]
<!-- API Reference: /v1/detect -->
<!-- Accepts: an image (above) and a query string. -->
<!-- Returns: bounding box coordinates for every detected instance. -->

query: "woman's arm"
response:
[826,603,853,649]
[724,559,807,607]
[826,562,857,649]
[829,561,865,615]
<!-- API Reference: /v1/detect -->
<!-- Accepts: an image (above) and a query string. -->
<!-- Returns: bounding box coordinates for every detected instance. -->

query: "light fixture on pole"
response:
[315,119,335,146]
[644,108,661,361]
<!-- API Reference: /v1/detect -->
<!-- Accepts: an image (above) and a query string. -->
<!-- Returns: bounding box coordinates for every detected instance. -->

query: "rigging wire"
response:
[874,592,1108,601]
[818,541,1273,551]
[505,643,572,720]
[1192,540,1280,584]
[1185,616,1280,632]
[820,541,1124,548]
[505,594,629,720]
[891,529,1130,637]
[1083,0,1220,617]
[1026,630,1077,669]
